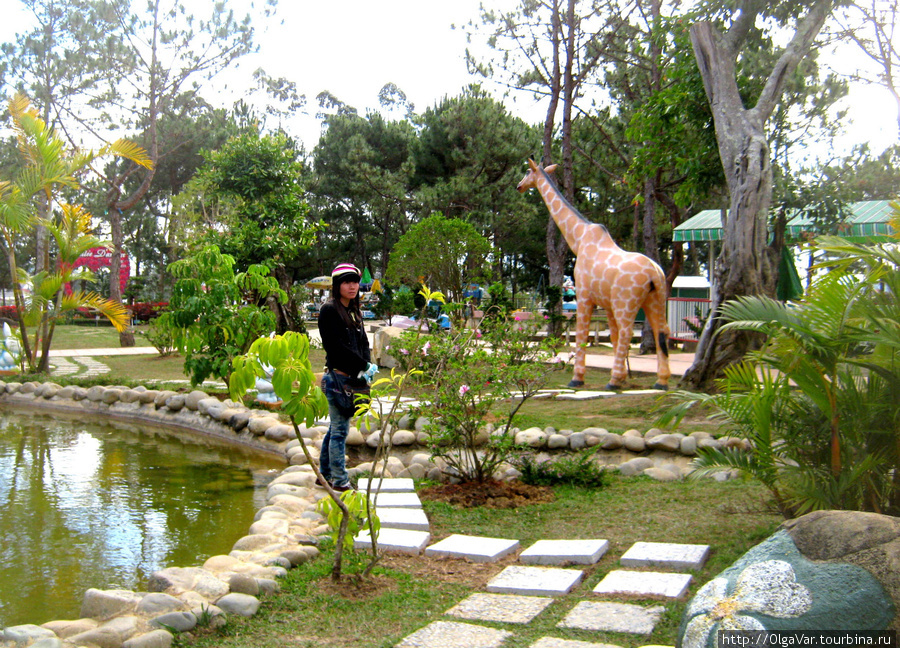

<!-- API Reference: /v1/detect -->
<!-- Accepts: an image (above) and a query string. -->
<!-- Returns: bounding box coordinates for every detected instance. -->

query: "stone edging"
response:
[0,380,744,648]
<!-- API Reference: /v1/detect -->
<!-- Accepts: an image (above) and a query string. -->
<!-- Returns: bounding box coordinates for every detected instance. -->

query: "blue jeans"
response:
[320,372,351,487]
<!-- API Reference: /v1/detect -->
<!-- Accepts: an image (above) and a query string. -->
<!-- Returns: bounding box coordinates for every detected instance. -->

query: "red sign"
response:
[70,247,130,293]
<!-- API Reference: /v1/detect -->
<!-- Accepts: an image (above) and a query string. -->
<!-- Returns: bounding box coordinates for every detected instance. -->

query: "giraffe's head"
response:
[516,158,558,193]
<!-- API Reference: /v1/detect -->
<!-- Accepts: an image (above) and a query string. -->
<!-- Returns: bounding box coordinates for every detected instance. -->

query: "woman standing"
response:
[318,263,377,492]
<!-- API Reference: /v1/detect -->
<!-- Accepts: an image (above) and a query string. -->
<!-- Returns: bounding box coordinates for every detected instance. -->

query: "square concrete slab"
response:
[425,534,520,563]
[486,565,584,596]
[358,477,415,492]
[520,539,609,565]
[530,639,625,648]
[592,570,692,599]
[354,528,430,555]
[377,507,430,531]
[619,541,710,571]
[557,601,664,635]
[395,620,513,648]
[446,592,553,624]
[369,492,422,508]
[556,391,618,400]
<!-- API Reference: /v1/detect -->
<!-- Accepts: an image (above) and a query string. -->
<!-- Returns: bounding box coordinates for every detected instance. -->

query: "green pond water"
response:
[0,408,285,627]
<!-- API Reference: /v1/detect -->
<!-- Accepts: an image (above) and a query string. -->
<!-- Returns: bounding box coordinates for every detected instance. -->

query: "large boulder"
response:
[677,511,898,648]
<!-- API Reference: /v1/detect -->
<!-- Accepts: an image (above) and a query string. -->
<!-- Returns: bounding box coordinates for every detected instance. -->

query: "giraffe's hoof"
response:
[651,383,669,391]
[567,380,585,388]
[605,383,623,392]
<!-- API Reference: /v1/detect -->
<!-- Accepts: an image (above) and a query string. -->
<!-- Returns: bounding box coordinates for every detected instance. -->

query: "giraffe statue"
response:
[517,158,671,390]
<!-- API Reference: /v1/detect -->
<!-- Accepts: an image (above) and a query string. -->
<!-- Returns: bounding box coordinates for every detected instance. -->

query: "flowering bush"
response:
[398,305,565,482]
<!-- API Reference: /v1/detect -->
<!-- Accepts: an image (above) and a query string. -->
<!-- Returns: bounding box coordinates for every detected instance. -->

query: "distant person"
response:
[317,263,377,492]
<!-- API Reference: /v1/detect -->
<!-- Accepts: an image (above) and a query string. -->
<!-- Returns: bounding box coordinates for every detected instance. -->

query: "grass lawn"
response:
[183,478,781,648]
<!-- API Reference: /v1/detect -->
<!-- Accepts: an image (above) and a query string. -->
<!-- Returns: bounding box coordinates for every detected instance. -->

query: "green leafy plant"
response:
[158,244,286,387]
[316,489,380,576]
[660,230,900,516]
[400,305,564,483]
[513,447,609,488]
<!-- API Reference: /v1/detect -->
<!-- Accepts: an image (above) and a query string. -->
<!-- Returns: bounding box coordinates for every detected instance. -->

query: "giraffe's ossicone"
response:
[517,158,671,390]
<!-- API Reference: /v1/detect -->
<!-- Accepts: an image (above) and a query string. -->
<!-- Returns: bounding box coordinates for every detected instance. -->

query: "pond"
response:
[0,409,285,627]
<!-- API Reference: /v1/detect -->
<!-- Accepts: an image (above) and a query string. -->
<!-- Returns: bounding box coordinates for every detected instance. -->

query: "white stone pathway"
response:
[354,478,710,648]
[51,356,110,377]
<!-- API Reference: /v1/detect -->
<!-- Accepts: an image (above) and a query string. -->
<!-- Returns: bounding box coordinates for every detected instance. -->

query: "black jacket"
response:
[319,301,370,376]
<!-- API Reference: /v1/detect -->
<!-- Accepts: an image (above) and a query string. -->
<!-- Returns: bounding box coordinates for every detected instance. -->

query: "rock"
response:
[102,388,124,404]
[568,432,587,450]
[547,434,569,449]
[265,423,295,442]
[645,433,682,452]
[216,592,261,617]
[86,385,107,402]
[81,588,142,620]
[184,390,209,411]
[402,463,427,480]
[123,629,175,648]
[678,516,896,645]
[515,427,547,448]
[147,567,229,600]
[346,427,365,445]
[149,610,197,632]
[643,466,680,482]
[229,411,251,431]
[2,625,57,646]
[415,417,430,433]
[618,457,654,476]
[42,619,98,639]
[154,390,177,408]
[781,510,900,628]
[644,427,664,439]
[600,432,623,450]
[247,416,280,436]
[679,436,698,456]
[623,434,646,452]
[228,573,261,596]
[392,429,417,446]
[135,592,184,616]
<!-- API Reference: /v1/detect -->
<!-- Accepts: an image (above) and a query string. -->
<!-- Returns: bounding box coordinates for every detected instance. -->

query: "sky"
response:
[0,0,897,157]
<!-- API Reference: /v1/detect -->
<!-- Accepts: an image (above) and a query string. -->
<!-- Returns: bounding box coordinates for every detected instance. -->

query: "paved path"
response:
[358,478,693,647]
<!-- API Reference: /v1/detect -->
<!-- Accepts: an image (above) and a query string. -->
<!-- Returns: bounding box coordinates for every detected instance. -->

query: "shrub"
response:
[513,447,610,488]
[130,302,168,322]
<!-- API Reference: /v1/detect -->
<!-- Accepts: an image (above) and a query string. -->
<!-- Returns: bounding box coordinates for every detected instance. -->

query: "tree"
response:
[1,0,275,346]
[311,108,415,276]
[385,214,492,303]
[681,0,840,391]
[0,94,144,372]
[188,128,319,334]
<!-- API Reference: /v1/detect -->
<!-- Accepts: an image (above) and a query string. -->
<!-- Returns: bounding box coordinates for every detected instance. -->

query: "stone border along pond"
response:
[0,379,746,648]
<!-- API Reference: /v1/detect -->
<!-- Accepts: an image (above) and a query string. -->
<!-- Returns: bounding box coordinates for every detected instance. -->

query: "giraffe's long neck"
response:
[535,171,590,255]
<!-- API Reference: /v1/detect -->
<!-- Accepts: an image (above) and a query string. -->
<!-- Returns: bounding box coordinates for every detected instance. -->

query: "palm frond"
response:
[62,292,129,332]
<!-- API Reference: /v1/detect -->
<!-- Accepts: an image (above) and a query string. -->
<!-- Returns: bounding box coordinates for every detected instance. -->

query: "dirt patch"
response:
[419,480,554,509]
[313,573,398,600]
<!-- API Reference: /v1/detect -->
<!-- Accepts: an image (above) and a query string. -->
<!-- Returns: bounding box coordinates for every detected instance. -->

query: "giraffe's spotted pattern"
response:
[517,159,671,389]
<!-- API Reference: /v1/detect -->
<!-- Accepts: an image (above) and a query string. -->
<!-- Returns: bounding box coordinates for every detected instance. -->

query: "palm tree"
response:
[660,227,900,516]
[0,94,151,373]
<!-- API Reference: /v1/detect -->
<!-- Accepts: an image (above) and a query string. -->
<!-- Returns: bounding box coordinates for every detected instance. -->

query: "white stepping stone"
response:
[368,492,422,508]
[425,534,520,563]
[556,391,618,400]
[353,528,430,555]
[376,507,430,532]
[486,565,583,596]
[619,541,710,571]
[51,357,81,376]
[395,620,512,648]
[447,592,553,624]
[357,477,415,492]
[557,601,665,635]
[592,570,692,599]
[520,539,609,565]
[530,638,625,648]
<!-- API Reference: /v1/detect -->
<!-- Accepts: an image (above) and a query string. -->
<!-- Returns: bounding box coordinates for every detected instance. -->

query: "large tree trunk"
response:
[680,4,832,391]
